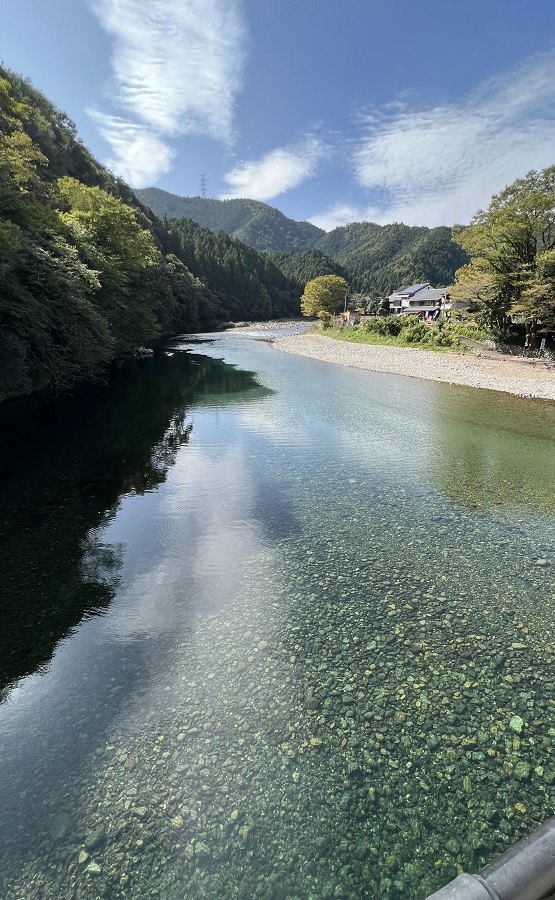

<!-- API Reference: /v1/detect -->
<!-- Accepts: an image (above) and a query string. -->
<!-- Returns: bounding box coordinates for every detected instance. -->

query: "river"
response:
[1,326,555,899]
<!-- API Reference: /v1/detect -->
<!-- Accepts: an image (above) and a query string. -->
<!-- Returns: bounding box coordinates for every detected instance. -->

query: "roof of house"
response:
[388,283,448,303]
[397,283,430,296]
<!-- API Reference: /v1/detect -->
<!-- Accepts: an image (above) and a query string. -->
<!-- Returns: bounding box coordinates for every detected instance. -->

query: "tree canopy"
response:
[300,275,349,317]
[452,167,555,341]
[0,65,301,402]
[313,223,468,296]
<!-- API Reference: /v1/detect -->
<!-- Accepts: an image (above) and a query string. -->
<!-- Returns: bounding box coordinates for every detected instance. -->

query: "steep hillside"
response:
[0,67,301,402]
[161,219,301,322]
[135,189,324,252]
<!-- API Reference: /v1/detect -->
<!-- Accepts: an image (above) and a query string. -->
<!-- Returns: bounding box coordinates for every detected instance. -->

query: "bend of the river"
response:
[2,326,555,900]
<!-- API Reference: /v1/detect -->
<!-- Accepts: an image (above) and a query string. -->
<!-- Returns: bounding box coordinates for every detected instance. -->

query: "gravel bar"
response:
[274,332,555,400]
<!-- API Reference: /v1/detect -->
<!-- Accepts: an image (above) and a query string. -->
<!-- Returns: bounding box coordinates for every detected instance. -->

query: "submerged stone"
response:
[50,812,73,843]
[133,806,148,818]
[84,828,106,852]
[86,861,102,876]
[514,762,532,781]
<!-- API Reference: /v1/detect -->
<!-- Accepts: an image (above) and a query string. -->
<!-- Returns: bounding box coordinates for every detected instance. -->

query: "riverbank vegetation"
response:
[319,315,462,351]
[303,168,555,355]
[0,67,300,402]
[441,316,490,342]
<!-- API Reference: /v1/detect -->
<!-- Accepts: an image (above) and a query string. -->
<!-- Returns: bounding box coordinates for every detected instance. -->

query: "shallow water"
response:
[2,330,555,899]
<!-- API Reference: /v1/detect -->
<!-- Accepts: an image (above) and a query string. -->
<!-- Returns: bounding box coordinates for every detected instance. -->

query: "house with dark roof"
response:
[388,283,448,317]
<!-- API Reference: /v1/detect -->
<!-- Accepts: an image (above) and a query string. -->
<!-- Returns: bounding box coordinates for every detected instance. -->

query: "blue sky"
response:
[3,0,555,229]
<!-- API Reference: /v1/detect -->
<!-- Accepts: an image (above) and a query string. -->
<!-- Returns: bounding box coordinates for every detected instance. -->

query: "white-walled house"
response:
[388,283,449,317]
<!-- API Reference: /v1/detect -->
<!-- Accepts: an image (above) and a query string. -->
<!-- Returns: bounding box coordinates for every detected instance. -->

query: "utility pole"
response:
[200,174,207,199]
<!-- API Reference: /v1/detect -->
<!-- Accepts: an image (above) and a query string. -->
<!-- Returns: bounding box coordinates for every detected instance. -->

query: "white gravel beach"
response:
[274,332,555,400]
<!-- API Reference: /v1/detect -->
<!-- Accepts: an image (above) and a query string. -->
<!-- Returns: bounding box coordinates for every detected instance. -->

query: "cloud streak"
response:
[220,138,328,201]
[308,203,375,233]
[313,48,555,229]
[88,111,175,186]
[88,0,247,183]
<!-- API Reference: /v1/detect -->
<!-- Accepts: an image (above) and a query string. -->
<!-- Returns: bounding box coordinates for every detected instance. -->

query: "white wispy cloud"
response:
[308,203,377,232]
[88,112,175,186]
[315,48,555,229]
[88,0,247,183]
[220,137,328,201]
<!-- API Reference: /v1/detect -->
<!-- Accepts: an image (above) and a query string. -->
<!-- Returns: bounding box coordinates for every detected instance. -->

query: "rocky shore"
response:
[274,332,555,400]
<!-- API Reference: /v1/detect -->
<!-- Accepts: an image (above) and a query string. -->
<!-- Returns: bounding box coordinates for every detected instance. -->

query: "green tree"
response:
[0,75,115,397]
[300,275,348,317]
[510,248,555,341]
[56,177,160,350]
[57,177,158,275]
[452,167,555,339]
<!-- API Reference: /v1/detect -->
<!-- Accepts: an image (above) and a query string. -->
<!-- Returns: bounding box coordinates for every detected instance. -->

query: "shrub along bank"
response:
[322,316,462,351]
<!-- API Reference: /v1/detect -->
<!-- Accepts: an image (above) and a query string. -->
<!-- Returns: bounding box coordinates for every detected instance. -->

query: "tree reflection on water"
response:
[0,349,270,695]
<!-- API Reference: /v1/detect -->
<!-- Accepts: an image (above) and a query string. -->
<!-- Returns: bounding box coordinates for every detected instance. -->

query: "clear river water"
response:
[2,326,555,900]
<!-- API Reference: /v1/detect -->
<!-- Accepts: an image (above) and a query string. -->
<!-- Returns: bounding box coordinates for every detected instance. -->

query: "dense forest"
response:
[313,222,468,296]
[161,219,298,321]
[265,249,348,293]
[0,67,301,403]
[136,189,323,252]
[137,189,469,296]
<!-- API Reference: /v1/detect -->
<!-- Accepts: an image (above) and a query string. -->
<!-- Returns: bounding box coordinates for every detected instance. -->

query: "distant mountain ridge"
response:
[135,189,323,253]
[135,188,468,295]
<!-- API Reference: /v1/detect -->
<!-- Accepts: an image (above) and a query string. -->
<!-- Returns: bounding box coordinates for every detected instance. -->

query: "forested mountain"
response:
[265,249,348,294]
[135,188,323,252]
[137,189,468,296]
[0,67,300,403]
[161,219,299,321]
[313,223,469,295]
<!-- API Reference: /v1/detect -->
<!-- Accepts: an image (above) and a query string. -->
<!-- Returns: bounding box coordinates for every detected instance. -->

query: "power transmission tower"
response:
[200,174,207,199]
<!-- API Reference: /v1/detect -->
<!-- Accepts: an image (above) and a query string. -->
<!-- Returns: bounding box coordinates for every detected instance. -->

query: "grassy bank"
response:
[315,315,467,353]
